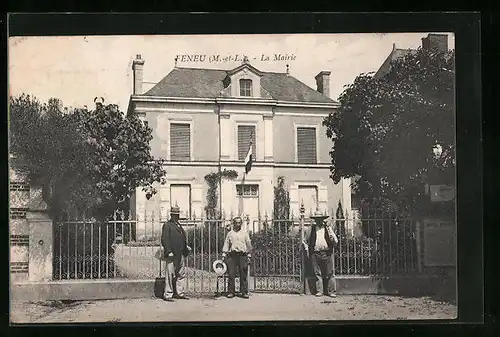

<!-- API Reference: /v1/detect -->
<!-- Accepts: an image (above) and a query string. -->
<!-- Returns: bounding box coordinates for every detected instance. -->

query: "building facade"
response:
[127,55,351,233]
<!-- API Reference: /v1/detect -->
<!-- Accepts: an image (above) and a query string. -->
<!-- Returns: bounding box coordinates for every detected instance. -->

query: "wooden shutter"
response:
[238,125,256,160]
[170,123,190,161]
[297,127,317,164]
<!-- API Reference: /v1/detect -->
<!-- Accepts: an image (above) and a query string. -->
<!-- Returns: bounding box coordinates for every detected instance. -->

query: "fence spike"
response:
[193,210,196,220]
[128,208,132,221]
[113,211,117,221]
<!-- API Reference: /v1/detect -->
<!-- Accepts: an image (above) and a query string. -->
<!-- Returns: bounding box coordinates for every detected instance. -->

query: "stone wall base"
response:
[10,274,455,302]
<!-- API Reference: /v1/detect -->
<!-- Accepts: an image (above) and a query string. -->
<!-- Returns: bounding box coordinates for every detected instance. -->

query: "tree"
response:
[273,176,290,220]
[9,94,166,218]
[323,48,455,214]
[334,200,347,238]
[273,176,291,233]
[9,95,92,216]
[204,169,238,219]
[73,103,166,217]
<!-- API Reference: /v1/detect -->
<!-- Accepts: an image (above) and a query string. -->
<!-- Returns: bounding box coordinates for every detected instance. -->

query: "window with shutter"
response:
[170,123,191,161]
[297,127,317,164]
[238,125,256,161]
[239,79,252,97]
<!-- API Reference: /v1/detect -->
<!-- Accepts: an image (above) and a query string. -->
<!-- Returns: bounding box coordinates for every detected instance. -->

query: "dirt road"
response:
[11,294,457,323]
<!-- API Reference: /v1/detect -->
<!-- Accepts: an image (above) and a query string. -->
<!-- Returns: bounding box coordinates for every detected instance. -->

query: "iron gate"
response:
[52,209,419,294]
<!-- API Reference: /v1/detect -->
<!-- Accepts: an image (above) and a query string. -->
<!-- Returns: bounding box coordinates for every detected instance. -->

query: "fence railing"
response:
[52,211,419,292]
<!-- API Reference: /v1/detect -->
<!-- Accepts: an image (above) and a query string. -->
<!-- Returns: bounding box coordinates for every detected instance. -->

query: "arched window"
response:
[239,79,252,97]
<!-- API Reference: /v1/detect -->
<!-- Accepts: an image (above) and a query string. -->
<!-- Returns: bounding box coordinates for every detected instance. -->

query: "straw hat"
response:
[212,260,227,275]
[170,205,180,215]
[310,210,329,222]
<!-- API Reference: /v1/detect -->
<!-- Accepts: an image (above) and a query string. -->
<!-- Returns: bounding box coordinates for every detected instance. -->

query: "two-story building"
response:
[126,55,351,233]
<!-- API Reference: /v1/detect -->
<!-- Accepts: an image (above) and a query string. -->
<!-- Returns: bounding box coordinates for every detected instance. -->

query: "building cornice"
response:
[156,160,331,169]
[215,97,277,106]
[131,95,215,104]
[130,95,339,109]
[276,101,339,109]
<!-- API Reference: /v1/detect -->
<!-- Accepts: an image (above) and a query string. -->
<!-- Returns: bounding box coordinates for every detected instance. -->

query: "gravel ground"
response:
[10,294,457,323]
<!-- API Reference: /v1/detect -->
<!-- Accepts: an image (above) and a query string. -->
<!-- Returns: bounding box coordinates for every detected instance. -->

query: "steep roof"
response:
[374,45,418,79]
[144,67,337,104]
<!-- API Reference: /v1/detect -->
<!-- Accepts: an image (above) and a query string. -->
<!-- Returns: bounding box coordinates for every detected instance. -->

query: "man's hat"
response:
[212,260,227,275]
[170,205,180,215]
[310,210,329,222]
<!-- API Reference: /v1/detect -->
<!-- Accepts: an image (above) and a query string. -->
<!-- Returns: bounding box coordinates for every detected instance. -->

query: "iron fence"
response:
[52,209,419,293]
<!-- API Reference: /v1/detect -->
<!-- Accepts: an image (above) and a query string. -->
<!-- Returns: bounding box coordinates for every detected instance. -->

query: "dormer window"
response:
[239,79,253,97]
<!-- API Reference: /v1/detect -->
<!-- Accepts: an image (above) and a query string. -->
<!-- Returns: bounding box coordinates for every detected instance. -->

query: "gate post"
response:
[299,201,306,294]
[26,186,53,282]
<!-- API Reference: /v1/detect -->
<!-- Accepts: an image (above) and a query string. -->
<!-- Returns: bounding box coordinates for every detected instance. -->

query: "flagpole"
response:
[241,131,253,218]
[217,100,222,220]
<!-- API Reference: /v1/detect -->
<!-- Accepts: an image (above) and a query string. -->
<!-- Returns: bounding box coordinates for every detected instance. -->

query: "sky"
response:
[9,33,454,111]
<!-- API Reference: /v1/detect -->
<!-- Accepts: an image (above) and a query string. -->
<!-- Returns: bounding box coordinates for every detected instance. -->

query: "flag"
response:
[244,139,253,174]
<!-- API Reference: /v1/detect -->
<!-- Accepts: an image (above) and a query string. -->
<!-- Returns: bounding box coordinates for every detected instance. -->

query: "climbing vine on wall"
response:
[204,169,238,218]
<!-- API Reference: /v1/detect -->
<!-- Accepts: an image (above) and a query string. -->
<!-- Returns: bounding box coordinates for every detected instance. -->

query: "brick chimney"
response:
[421,34,448,53]
[315,71,331,98]
[132,54,145,95]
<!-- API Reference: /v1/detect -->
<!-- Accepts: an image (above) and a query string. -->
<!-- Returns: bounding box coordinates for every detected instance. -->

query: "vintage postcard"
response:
[9,31,458,323]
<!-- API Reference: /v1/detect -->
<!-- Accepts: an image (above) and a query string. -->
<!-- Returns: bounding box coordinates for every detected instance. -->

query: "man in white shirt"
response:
[222,216,252,298]
[303,211,339,297]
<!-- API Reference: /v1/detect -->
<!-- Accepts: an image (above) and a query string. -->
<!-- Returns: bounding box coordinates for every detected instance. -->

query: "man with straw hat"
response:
[160,204,191,302]
[303,210,339,298]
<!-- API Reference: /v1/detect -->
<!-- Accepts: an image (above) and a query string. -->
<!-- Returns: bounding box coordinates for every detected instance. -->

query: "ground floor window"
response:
[298,185,318,216]
[170,184,191,219]
[236,184,259,218]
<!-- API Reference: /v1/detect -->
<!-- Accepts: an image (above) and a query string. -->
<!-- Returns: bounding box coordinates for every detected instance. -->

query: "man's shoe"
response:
[227,293,235,298]
[242,293,249,299]
[175,294,190,300]
[315,292,323,297]
[162,296,174,302]
[326,293,337,298]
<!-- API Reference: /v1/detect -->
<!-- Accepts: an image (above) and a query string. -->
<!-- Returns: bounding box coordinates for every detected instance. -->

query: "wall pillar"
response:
[263,115,274,162]
[220,113,232,160]
[26,186,53,282]
[9,166,30,283]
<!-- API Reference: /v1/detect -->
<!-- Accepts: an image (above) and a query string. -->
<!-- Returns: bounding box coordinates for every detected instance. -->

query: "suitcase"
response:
[154,258,165,298]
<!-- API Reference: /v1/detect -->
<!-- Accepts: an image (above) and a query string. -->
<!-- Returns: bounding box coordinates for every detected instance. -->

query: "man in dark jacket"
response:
[161,205,191,301]
[303,211,339,297]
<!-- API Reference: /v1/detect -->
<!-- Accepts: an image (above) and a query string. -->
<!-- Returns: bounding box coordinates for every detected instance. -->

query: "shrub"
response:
[184,221,229,255]
[250,228,301,275]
